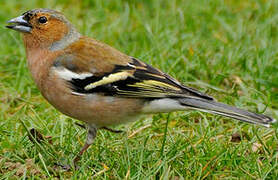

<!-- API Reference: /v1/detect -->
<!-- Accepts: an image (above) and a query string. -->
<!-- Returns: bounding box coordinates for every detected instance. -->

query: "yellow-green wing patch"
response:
[68,57,213,100]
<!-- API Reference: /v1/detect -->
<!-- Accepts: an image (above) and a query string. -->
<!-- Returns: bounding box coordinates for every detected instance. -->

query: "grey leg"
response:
[73,124,97,166]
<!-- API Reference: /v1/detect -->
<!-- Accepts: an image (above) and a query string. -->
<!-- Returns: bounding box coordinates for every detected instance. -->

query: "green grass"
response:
[1,0,278,179]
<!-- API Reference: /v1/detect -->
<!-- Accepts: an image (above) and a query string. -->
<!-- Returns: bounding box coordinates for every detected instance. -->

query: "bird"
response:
[6,8,276,167]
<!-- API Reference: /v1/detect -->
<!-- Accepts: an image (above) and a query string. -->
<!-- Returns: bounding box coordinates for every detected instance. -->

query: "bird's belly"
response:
[40,76,144,127]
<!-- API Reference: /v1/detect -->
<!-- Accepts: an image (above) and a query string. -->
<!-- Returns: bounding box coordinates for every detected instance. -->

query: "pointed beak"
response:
[6,15,32,33]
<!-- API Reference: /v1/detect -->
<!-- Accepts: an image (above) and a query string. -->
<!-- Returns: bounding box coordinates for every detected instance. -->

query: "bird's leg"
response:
[58,125,122,170]
[56,124,97,171]
[73,124,97,168]
[101,127,124,133]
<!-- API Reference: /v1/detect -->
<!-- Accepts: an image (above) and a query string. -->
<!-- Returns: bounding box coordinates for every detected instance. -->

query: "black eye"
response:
[38,16,47,24]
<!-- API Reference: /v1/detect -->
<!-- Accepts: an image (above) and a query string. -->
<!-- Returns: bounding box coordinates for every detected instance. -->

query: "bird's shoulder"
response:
[59,36,131,74]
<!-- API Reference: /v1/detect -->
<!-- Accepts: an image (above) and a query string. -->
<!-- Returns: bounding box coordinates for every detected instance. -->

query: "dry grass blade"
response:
[128,124,151,138]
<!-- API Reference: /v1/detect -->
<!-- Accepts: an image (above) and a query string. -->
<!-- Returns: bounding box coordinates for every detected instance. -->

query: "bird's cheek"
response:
[46,22,69,42]
[24,29,59,48]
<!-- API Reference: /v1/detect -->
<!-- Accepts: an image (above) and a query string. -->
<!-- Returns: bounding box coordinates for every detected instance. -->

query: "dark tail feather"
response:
[178,98,276,127]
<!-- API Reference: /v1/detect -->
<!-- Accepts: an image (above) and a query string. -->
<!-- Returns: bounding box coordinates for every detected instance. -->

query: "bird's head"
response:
[6,9,80,50]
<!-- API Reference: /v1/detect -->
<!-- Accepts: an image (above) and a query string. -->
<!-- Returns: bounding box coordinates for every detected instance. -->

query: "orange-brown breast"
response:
[23,36,144,127]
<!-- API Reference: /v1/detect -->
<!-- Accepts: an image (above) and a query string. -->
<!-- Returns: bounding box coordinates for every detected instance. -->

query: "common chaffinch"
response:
[6,9,276,166]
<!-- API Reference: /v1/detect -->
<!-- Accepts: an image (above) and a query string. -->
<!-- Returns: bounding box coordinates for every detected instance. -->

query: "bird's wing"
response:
[52,37,213,100]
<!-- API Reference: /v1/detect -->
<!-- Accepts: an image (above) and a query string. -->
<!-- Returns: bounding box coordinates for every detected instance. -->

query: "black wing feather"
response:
[68,57,213,100]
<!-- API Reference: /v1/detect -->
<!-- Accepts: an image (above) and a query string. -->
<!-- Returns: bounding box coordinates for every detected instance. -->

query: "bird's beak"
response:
[6,15,32,33]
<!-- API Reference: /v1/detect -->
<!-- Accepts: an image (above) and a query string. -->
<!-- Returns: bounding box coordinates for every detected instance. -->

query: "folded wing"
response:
[54,55,213,101]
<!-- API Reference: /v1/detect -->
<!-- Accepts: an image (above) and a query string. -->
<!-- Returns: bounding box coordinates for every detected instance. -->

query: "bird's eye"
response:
[38,16,47,24]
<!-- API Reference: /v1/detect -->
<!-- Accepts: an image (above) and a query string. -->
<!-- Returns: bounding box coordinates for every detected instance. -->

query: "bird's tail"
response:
[178,98,276,127]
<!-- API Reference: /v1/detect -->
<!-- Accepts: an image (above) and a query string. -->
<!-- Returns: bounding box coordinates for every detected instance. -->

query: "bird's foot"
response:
[28,128,53,144]
[54,162,80,171]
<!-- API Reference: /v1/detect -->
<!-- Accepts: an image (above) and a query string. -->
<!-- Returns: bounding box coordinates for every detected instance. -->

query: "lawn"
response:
[0,0,278,179]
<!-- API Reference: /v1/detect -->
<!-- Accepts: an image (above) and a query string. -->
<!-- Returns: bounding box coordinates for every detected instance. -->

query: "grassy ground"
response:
[0,0,278,179]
